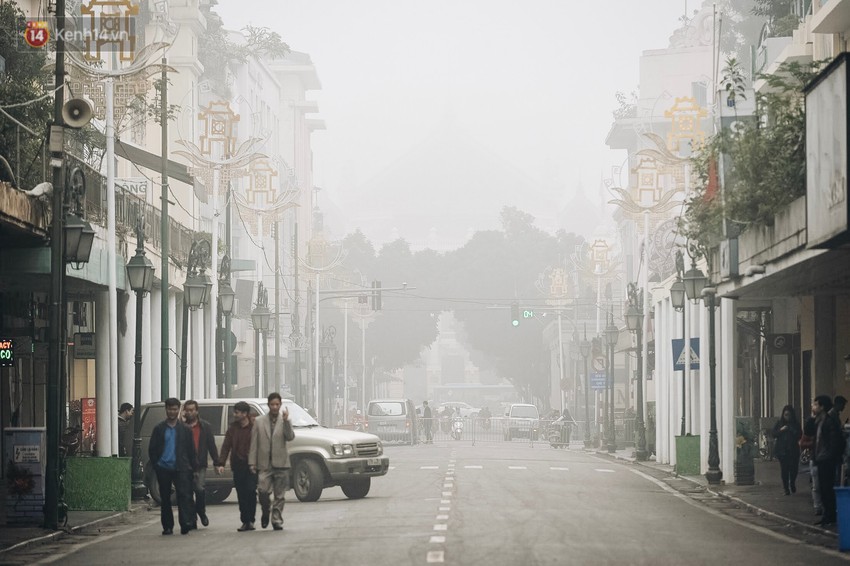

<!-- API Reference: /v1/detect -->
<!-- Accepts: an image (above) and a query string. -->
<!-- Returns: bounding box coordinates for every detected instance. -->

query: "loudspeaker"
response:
[62,98,94,129]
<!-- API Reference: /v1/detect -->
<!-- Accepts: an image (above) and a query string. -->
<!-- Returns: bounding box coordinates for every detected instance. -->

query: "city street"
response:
[3,442,848,565]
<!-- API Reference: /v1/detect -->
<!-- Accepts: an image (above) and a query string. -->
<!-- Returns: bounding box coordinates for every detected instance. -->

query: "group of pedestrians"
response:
[772,395,847,528]
[147,393,294,535]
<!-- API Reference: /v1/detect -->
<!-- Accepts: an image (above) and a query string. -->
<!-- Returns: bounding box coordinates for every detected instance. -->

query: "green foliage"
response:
[198,9,290,96]
[0,1,52,189]
[682,60,823,261]
[324,207,584,404]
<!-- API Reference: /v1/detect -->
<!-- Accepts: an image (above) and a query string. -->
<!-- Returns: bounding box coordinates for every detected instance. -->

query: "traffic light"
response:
[371,280,382,311]
[511,302,520,327]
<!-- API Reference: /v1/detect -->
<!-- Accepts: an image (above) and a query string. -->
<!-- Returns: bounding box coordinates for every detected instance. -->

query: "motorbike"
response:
[547,416,573,448]
[450,417,464,440]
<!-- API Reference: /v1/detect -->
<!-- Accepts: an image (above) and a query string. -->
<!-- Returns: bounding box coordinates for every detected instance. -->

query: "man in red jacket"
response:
[218,401,257,532]
[183,400,220,529]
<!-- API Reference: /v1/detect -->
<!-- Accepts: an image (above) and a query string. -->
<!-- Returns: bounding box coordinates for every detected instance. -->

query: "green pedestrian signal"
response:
[511,303,520,327]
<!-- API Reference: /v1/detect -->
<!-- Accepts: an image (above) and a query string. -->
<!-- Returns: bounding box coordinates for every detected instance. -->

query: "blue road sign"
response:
[590,370,607,390]
[672,338,700,371]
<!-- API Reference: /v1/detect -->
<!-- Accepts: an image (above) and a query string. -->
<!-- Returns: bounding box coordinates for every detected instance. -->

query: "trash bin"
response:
[837,487,850,551]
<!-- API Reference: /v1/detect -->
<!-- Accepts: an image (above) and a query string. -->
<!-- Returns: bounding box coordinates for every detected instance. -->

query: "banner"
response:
[81,397,97,454]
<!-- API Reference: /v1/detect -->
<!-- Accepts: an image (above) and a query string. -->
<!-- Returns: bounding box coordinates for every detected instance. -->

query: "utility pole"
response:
[292,223,301,404]
[160,57,169,399]
[45,0,67,529]
[274,221,281,394]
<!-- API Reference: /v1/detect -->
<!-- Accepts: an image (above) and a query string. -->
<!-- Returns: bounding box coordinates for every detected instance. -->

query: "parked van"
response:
[140,398,389,504]
[366,399,418,444]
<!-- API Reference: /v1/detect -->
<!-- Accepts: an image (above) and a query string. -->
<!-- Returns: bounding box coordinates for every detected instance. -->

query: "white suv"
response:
[504,403,540,441]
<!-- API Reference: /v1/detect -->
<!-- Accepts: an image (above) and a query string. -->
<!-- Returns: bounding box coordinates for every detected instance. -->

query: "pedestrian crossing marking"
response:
[464,465,483,469]
[508,466,527,470]
[550,467,569,471]
[436,514,449,520]
[433,524,448,531]
[594,468,615,473]
[427,550,445,563]
[430,536,446,544]
[421,466,439,469]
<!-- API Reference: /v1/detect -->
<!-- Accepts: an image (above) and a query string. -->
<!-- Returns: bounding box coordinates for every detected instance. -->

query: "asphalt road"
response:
[5,442,850,565]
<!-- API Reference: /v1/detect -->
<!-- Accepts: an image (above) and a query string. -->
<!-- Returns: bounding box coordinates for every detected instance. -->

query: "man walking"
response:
[218,401,258,532]
[814,395,844,527]
[249,392,295,531]
[148,398,195,535]
[117,403,134,457]
[422,401,433,443]
[183,400,220,529]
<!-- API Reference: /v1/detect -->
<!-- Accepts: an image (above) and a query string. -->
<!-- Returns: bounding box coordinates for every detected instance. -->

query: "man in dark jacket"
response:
[117,403,134,457]
[814,395,843,526]
[183,400,220,529]
[218,401,258,532]
[148,397,196,535]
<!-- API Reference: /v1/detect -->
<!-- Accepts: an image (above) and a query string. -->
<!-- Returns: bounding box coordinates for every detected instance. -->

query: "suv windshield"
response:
[511,406,538,419]
[261,402,319,427]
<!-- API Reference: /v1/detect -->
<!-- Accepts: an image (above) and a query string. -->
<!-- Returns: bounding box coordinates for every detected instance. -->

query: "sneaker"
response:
[261,511,270,529]
[199,513,209,527]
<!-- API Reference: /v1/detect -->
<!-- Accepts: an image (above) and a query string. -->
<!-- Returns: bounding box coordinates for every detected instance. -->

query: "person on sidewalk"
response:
[814,395,844,527]
[772,404,801,495]
[218,401,258,532]
[148,398,196,535]
[183,400,220,529]
[801,412,823,516]
[117,403,134,458]
[249,392,295,531]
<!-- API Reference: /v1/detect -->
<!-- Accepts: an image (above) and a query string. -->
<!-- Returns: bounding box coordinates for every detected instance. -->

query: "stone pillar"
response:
[192,307,204,399]
[141,293,152,405]
[150,287,162,402]
[168,292,178,399]
[95,291,112,456]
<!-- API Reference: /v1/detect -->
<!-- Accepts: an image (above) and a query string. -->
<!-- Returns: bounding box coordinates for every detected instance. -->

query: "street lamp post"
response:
[580,328,591,448]
[217,256,235,397]
[125,219,154,499]
[180,240,212,399]
[670,270,687,437]
[605,315,619,454]
[626,283,648,461]
[251,282,271,396]
[683,265,722,485]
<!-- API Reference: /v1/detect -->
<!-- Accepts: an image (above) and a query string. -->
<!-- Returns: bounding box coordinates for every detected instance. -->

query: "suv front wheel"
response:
[341,477,371,499]
[293,459,324,502]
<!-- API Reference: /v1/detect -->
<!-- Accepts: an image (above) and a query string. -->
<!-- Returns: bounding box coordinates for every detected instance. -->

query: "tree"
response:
[0,1,51,189]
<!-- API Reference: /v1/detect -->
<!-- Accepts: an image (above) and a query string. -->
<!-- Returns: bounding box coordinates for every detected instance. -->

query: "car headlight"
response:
[376,441,383,456]
[332,444,354,457]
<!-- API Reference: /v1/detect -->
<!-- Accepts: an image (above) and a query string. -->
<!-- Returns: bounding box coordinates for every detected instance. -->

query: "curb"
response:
[0,503,150,556]
[592,449,836,539]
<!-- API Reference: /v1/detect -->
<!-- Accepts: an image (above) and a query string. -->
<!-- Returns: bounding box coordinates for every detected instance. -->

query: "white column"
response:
[168,292,178,398]
[699,302,710,474]
[204,302,213,398]
[105,78,119,456]
[118,292,134,410]
[688,301,701,436]
[150,287,162,402]
[720,297,736,482]
[343,302,349,422]
[208,167,220,400]
[192,307,204,399]
[141,293,152,405]
[315,273,320,421]
[95,291,113,456]
[659,299,670,465]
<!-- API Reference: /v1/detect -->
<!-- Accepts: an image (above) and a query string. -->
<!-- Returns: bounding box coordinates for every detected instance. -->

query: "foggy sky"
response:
[215,0,697,243]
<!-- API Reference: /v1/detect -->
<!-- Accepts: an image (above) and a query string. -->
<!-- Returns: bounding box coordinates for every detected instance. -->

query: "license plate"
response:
[378,421,389,426]
[367,458,382,466]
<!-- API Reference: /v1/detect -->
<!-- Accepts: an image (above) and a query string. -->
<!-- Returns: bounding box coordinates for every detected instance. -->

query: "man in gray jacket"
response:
[249,392,295,530]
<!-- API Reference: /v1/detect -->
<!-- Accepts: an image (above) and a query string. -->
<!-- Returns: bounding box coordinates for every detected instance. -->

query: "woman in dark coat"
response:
[773,404,802,495]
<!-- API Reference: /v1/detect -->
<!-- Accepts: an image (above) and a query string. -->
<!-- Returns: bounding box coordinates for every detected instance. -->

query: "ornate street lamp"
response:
[580,328,591,448]
[670,279,686,312]
[680,265,721,484]
[217,256,235,397]
[605,315,619,454]
[252,282,271,396]
[125,219,154,499]
[180,239,212,398]
[671,251,687,436]
[626,283,648,461]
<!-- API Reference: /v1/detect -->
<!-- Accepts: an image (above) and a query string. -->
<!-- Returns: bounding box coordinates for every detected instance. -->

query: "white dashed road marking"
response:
[427,550,446,563]
[595,468,615,473]
[421,466,439,470]
[464,465,483,469]
[550,467,569,471]
[508,466,527,470]
[430,536,446,544]
[433,524,448,531]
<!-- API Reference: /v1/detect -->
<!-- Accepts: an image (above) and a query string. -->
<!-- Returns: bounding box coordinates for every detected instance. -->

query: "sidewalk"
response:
[0,481,150,555]
[600,447,837,538]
